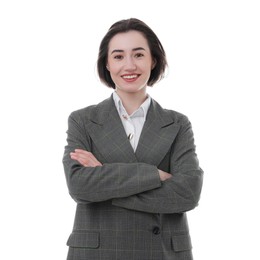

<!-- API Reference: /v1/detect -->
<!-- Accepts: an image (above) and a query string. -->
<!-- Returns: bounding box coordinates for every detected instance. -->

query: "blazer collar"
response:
[89,94,174,126]
[87,95,180,165]
[112,91,151,120]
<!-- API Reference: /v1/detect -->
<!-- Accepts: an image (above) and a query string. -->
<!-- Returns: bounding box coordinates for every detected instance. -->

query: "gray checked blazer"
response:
[63,94,203,260]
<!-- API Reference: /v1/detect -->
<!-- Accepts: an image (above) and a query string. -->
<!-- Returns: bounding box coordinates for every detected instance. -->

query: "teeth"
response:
[123,75,138,79]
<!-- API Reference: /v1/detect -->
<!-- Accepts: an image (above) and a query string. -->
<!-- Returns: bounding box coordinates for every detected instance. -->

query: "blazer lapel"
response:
[135,99,180,166]
[87,95,137,163]
[87,96,180,166]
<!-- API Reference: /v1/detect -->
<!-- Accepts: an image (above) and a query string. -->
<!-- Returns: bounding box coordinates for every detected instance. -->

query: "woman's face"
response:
[107,30,155,94]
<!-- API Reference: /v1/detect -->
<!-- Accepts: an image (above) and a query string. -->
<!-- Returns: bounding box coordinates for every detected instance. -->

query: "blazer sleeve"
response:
[62,111,162,203]
[112,116,204,214]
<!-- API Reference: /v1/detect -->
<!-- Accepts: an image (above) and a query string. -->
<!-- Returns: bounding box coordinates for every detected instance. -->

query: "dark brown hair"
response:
[97,18,167,89]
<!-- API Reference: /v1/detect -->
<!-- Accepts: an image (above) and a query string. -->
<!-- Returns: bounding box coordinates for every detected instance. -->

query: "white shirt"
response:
[113,92,151,152]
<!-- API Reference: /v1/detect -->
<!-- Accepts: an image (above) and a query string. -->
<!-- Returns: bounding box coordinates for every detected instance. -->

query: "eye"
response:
[114,55,123,60]
[135,53,144,58]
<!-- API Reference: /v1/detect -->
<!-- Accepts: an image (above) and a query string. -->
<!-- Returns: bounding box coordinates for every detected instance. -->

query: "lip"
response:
[121,74,140,82]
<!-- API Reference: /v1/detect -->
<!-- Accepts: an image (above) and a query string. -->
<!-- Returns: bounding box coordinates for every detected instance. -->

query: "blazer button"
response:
[152,227,160,235]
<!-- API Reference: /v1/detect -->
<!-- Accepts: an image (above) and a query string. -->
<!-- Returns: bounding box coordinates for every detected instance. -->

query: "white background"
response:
[0,0,260,259]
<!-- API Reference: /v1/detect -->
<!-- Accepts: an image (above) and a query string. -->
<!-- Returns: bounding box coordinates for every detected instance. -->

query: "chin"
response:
[117,84,147,93]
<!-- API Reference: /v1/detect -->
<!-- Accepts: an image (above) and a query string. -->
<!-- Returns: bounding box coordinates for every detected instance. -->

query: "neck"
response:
[115,88,147,115]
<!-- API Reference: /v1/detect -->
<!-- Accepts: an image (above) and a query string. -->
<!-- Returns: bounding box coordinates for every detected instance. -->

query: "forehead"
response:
[108,30,150,51]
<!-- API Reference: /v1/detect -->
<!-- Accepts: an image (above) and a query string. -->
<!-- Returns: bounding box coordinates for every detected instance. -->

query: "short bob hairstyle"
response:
[97,18,167,89]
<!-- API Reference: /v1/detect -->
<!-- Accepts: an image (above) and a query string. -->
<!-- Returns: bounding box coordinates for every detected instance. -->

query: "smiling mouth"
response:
[121,74,140,80]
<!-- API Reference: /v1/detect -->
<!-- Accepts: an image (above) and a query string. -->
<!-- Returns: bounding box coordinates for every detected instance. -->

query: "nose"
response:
[124,56,137,70]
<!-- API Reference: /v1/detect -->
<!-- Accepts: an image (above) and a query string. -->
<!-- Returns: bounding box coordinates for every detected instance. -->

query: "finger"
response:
[70,152,80,160]
[74,150,99,163]
[71,151,90,160]
[78,158,99,167]
[72,153,98,166]
[71,150,102,166]
[74,149,92,155]
[77,158,91,167]
[73,150,95,159]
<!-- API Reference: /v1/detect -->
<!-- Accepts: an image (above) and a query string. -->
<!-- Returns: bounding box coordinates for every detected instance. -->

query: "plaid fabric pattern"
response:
[63,95,203,260]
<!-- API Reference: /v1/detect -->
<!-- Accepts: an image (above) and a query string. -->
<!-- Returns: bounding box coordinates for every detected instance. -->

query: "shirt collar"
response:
[113,91,151,119]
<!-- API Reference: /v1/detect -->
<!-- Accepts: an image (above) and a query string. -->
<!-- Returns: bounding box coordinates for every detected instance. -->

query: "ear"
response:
[106,64,110,71]
[151,59,157,70]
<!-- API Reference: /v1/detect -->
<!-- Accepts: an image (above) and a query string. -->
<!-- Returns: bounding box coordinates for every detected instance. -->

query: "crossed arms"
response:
[63,112,203,214]
[70,149,172,182]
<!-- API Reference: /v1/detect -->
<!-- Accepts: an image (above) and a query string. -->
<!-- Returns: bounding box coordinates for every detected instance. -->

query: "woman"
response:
[63,18,203,260]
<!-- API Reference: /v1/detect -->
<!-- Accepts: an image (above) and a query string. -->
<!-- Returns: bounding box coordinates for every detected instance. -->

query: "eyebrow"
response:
[110,47,146,55]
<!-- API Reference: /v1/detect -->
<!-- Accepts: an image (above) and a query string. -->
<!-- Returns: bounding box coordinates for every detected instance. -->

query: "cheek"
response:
[108,64,121,76]
[141,60,153,70]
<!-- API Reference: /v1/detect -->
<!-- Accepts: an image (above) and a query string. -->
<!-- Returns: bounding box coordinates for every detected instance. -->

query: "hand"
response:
[70,149,102,167]
[158,169,172,181]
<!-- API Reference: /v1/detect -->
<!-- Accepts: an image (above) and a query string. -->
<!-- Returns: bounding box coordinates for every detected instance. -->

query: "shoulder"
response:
[152,99,190,126]
[70,105,96,120]
[165,108,190,125]
[69,96,113,124]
